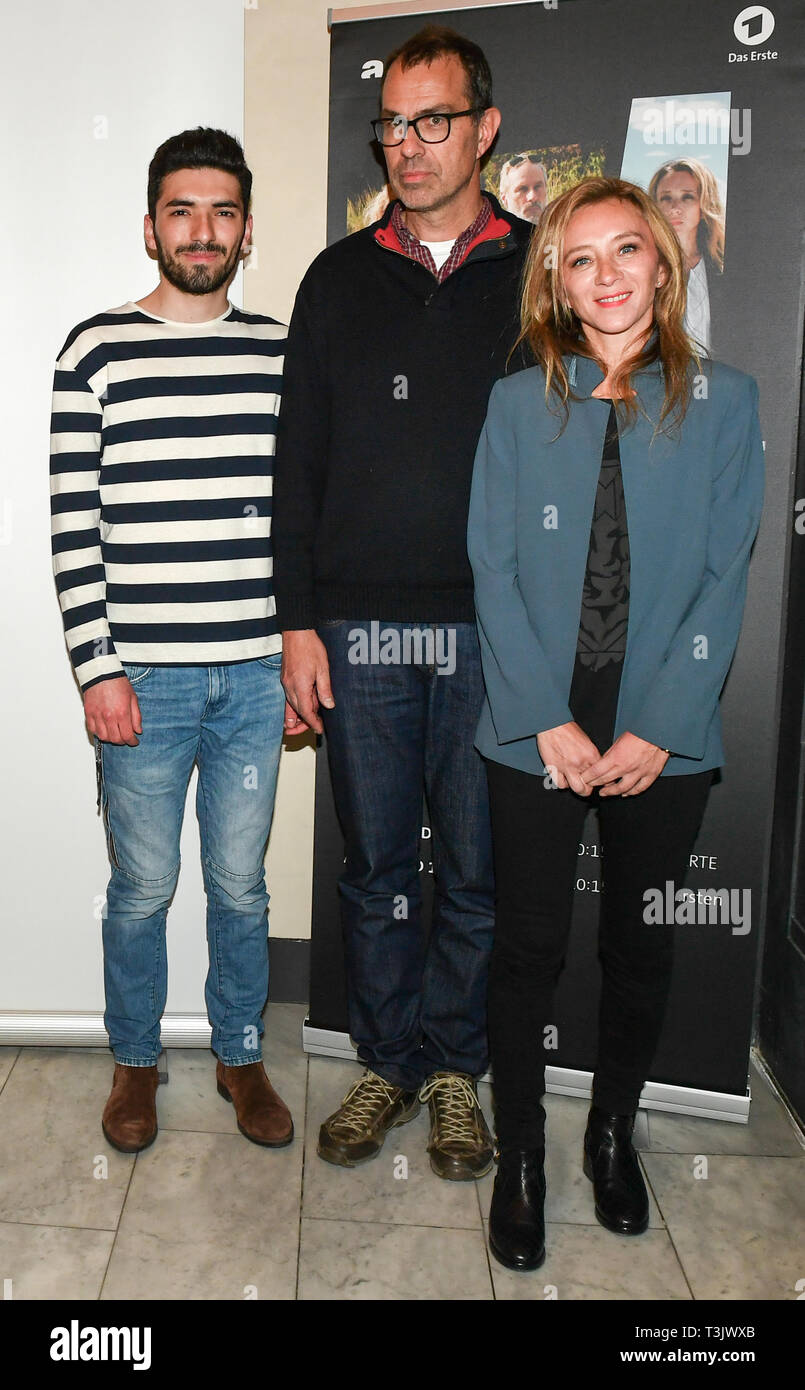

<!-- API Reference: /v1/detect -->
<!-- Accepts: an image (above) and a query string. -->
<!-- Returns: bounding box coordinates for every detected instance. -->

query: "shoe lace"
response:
[331,1071,400,1137]
[418,1072,481,1145]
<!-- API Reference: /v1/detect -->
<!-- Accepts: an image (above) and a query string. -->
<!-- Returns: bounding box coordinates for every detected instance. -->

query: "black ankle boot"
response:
[583,1106,649,1235]
[488,1147,546,1271]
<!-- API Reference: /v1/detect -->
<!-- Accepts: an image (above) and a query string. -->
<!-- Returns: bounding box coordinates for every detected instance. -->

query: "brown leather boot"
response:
[102,1063,159,1153]
[216,1060,294,1147]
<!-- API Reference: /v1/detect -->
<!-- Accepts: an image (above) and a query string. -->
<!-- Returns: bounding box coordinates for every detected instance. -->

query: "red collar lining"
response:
[374,205,513,263]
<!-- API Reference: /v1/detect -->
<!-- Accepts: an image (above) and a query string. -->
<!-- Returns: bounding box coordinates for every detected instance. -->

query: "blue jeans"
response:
[318,620,494,1092]
[95,658,284,1067]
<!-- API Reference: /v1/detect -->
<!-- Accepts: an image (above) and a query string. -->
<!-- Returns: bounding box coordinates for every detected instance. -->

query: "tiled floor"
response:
[0,1004,803,1300]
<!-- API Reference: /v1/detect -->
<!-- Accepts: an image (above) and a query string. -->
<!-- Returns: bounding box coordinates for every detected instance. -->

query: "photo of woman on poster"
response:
[467,175,763,1273]
[648,157,726,356]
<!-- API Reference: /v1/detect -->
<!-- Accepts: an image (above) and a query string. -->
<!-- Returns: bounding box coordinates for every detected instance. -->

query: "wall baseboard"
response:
[0,1013,210,1048]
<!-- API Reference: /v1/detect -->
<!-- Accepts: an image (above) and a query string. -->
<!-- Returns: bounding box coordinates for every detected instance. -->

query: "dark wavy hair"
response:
[147,128,252,221]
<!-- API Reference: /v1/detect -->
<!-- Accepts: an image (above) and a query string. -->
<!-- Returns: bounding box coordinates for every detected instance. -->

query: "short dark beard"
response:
[153,231,243,297]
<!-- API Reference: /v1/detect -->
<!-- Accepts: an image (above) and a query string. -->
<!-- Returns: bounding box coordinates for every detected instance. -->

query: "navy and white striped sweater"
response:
[50,301,285,692]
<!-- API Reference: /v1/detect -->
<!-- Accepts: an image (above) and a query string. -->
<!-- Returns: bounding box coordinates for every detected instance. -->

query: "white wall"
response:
[0,0,246,1013]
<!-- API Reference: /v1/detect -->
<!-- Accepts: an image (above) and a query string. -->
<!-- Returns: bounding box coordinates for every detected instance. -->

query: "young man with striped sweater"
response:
[50,128,294,1154]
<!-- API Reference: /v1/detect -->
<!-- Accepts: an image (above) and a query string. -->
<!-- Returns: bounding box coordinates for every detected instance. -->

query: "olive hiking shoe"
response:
[419,1071,495,1180]
[317,1069,420,1167]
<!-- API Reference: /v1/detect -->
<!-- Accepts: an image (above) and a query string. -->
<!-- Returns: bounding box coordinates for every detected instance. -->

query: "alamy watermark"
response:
[643,881,751,934]
[347,621,456,675]
[640,102,751,155]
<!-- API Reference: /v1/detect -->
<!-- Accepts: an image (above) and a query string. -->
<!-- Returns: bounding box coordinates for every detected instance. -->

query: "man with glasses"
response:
[273,25,533,1180]
[499,153,549,225]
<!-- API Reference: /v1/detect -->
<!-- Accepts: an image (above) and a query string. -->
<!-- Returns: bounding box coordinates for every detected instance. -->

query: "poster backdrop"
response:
[308,0,805,1106]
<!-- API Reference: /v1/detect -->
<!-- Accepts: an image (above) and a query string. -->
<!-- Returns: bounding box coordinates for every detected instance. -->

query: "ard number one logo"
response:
[733,5,776,45]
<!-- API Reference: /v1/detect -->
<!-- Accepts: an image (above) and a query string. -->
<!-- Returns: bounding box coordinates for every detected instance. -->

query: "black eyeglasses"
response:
[371,109,482,147]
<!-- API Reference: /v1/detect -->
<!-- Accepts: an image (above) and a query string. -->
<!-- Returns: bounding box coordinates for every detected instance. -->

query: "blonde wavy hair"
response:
[649,158,725,272]
[516,176,698,431]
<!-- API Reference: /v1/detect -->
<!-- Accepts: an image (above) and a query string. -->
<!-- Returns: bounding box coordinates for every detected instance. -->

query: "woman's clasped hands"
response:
[537,723,670,797]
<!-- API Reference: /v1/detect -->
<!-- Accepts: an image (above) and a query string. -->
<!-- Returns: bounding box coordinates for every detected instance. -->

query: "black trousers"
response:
[485,757,713,1148]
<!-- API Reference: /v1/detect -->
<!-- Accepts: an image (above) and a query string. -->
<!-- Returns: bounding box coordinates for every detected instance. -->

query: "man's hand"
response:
[283,700,311,737]
[584,732,669,797]
[83,676,142,746]
[281,630,335,736]
[537,721,600,795]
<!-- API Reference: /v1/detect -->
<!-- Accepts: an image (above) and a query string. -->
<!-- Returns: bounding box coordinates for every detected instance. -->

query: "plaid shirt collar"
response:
[390,196,493,283]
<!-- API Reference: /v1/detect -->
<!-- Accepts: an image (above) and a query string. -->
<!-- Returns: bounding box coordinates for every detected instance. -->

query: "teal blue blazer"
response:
[467,353,765,776]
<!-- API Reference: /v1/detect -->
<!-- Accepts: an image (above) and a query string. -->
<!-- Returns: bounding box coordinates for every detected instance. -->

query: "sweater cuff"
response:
[276,595,317,631]
[81,670,129,694]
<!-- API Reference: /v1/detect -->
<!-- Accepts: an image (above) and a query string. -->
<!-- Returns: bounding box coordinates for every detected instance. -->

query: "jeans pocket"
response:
[123,663,153,685]
[257,653,283,667]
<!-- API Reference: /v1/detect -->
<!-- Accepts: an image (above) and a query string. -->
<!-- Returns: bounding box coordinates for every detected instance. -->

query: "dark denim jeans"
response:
[318,620,494,1091]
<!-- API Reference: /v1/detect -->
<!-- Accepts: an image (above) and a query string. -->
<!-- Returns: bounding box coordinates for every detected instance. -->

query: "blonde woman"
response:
[467,176,763,1271]
[649,157,726,355]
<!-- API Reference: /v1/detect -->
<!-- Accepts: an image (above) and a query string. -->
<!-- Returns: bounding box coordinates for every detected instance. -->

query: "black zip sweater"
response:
[272,193,533,629]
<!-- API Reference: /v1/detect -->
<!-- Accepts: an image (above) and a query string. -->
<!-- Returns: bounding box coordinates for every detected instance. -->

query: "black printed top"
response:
[569,402,630,750]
